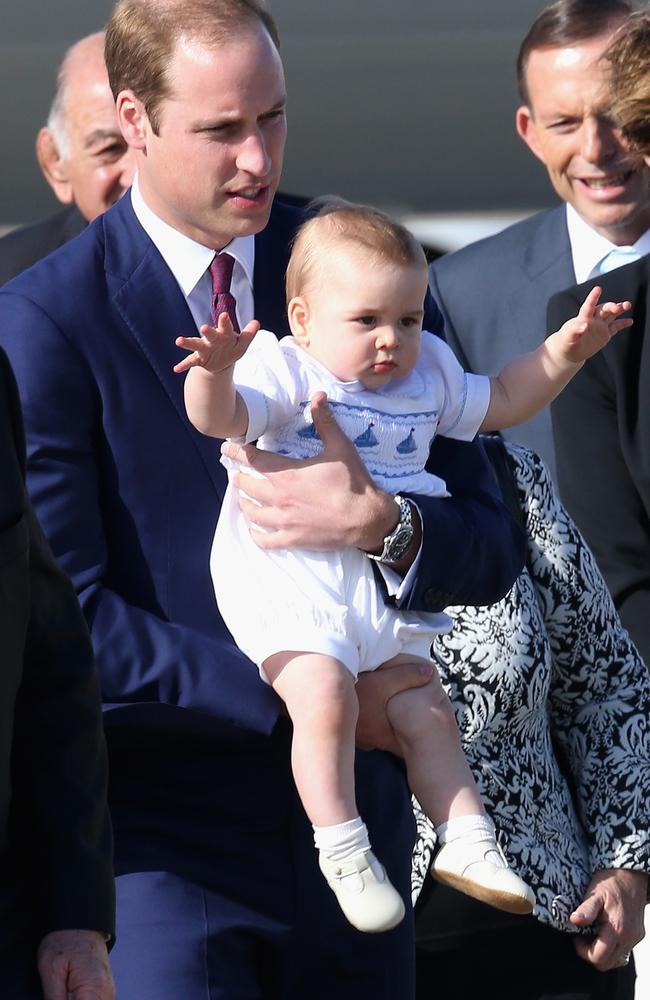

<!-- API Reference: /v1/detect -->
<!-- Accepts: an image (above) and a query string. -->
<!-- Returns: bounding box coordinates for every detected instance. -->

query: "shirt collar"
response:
[566,203,650,283]
[130,173,255,296]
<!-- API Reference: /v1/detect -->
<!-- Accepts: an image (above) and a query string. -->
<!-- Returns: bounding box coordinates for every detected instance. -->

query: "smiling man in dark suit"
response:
[0,1,524,997]
[0,31,134,286]
[0,346,114,999]
[550,10,650,669]
[428,0,650,481]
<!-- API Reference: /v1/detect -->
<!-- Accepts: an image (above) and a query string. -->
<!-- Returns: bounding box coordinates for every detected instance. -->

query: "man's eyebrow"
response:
[193,96,287,132]
[84,128,124,149]
[265,95,287,111]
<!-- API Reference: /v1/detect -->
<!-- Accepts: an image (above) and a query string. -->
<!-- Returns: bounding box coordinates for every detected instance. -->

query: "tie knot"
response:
[597,246,641,275]
[210,252,235,294]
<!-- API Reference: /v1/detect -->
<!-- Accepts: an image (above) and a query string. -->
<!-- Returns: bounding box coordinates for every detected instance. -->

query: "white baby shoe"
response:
[432,838,535,914]
[319,849,405,933]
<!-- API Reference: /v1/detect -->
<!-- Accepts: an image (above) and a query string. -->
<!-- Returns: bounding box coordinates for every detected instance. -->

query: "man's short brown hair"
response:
[105,0,279,134]
[286,199,426,303]
[606,11,650,156]
[516,0,635,106]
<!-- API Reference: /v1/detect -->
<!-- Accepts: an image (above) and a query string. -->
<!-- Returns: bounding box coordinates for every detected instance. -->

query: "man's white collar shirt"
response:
[566,203,650,283]
[130,174,255,331]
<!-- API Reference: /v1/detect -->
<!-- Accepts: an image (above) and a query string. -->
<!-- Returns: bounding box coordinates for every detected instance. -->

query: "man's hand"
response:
[37,929,114,1000]
[221,391,401,553]
[569,868,647,972]
[356,660,434,753]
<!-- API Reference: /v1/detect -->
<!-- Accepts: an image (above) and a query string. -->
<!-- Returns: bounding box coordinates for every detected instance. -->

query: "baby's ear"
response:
[288,296,310,343]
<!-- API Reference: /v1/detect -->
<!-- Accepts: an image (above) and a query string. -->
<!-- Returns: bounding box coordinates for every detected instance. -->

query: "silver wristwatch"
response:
[367,495,414,564]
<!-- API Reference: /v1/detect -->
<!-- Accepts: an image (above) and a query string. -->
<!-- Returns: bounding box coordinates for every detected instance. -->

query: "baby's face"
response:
[293,248,428,390]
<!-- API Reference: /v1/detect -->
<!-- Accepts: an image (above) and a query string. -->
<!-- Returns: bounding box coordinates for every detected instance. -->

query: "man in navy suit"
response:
[0,1,524,997]
[428,0,650,481]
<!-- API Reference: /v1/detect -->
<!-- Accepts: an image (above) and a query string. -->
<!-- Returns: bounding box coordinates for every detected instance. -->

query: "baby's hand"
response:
[549,286,632,366]
[173,313,260,374]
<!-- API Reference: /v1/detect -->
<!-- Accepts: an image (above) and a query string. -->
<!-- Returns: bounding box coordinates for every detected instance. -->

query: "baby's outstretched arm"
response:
[173,312,259,438]
[482,286,632,432]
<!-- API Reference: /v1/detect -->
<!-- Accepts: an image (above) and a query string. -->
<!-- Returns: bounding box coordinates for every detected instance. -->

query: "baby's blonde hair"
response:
[605,11,650,156]
[285,198,427,302]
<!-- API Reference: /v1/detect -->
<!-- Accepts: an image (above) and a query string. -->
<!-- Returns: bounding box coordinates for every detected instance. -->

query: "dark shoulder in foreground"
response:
[549,252,650,316]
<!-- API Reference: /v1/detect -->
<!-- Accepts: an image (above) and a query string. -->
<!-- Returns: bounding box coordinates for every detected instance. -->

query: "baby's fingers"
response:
[577,285,603,320]
[609,317,634,336]
[597,299,632,319]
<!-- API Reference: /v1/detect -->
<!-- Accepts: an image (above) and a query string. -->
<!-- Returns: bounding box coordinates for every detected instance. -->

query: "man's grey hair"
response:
[44,32,106,159]
[46,80,70,159]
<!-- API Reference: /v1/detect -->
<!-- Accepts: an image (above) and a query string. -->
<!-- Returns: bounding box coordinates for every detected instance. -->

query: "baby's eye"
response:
[356,316,376,326]
[400,317,420,328]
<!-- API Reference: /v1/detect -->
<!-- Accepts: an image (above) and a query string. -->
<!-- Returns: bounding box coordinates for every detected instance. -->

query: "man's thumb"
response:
[570,896,600,928]
[310,391,339,442]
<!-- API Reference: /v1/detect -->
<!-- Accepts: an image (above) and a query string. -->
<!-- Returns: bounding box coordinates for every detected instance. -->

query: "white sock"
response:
[436,814,507,868]
[313,817,370,863]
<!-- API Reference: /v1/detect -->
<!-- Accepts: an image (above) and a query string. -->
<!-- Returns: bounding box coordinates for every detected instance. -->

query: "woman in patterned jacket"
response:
[413,437,649,1000]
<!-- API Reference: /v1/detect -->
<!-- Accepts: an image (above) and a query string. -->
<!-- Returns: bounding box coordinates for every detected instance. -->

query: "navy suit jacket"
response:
[429,205,574,481]
[549,257,650,666]
[0,192,524,986]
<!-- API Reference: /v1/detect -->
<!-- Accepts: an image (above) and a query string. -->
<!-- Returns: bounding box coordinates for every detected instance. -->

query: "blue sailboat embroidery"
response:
[354,421,379,448]
[297,422,320,440]
[396,427,416,455]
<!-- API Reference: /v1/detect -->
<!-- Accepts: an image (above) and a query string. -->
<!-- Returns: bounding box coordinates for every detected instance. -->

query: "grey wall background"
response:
[1,1,558,226]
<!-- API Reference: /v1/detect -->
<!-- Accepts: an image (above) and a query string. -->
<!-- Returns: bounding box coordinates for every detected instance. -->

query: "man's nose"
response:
[236,131,272,177]
[581,118,618,164]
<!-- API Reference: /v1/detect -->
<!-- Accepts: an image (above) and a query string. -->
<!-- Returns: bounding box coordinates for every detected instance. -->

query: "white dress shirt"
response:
[566,203,650,283]
[130,175,255,331]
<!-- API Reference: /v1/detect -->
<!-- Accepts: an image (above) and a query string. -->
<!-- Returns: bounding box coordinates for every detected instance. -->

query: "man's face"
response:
[516,32,650,244]
[127,27,287,249]
[61,66,134,221]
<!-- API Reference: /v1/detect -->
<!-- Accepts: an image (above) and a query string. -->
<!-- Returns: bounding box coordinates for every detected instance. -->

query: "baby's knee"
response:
[386,668,455,735]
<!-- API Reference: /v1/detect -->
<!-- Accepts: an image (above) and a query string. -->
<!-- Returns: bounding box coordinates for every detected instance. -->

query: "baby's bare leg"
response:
[382,654,535,914]
[264,650,406,932]
[264,651,358,826]
[381,654,484,826]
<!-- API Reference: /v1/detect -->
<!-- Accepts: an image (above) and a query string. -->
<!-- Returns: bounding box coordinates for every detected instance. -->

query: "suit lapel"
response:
[506,207,575,353]
[102,198,226,498]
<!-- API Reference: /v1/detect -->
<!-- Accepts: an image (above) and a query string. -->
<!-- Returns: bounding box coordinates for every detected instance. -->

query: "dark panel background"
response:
[0,1,557,226]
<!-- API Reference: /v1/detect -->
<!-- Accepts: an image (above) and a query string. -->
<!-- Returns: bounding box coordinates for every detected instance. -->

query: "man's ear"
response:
[36,127,73,204]
[515,105,545,164]
[116,90,148,150]
[288,296,310,343]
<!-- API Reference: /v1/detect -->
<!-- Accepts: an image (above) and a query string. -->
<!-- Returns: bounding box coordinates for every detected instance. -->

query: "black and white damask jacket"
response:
[412,442,650,931]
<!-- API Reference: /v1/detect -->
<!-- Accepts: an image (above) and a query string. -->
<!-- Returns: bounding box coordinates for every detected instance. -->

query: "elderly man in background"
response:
[550,8,650,667]
[0,31,134,284]
[428,0,650,481]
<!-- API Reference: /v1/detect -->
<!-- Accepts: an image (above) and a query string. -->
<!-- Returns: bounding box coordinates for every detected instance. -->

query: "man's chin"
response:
[574,199,650,240]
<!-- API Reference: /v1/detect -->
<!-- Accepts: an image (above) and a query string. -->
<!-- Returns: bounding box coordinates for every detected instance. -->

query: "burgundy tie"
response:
[209,252,240,332]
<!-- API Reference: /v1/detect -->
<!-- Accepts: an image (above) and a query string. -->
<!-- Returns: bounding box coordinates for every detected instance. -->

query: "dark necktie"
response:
[209,252,240,332]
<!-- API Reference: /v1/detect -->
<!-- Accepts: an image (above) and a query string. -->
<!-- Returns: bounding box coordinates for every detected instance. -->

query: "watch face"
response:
[387,525,413,560]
